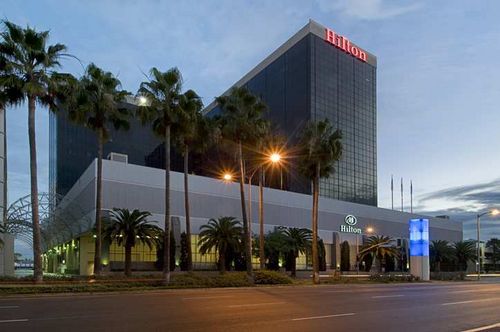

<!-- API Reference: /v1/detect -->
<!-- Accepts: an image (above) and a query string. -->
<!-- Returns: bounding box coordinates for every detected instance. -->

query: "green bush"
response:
[430,272,466,281]
[171,273,211,287]
[212,273,251,287]
[254,270,292,285]
[369,274,419,283]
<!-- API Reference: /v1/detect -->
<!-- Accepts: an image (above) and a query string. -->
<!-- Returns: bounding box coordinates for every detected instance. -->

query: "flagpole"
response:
[391,175,394,210]
[410,180,413,214]
[401,177,404,212]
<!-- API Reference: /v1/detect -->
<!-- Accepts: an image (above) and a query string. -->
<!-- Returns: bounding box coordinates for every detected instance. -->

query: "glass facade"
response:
[49,109,163,197]
[232,32,377,205]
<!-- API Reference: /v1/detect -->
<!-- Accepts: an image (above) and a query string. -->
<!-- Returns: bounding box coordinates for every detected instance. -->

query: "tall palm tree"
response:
[452,240,476,272]
[430,240,453,272]
[64,63,130,276]
[198,216,243,274]
[297,119,342,284]
[216,87,269,282]
[0,21,72,282]
[486,238,500,271]
[280,227,312,278]
[359,235,399,273]
[175,90,219,271]
[104,209,162,277]
[137,67,183,284]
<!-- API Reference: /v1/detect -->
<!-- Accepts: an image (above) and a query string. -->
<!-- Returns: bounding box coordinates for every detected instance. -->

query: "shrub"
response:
[171,273,211,287]
[254,270,292,285]
[212,273,250,287]
[369,274,419,283]
[430,272,466,281]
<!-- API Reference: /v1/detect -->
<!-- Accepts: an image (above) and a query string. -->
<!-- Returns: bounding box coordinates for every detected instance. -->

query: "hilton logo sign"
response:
[340,215,362,234]
[325,28,367,63]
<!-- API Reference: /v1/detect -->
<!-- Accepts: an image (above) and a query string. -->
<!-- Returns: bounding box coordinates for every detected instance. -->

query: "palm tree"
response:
[64,63,130,276]
[486,238,500,271]
[452,240,476,272]
[297,119,342,284]
[430,240,453,272]
[175,90,219,271]
[137,67,183,284]
[359,235,399,273]
[280,227,312,277]
[198,217,243,274]
[104,209,162,277]
[0,21,72,282]
[216,87,269,282]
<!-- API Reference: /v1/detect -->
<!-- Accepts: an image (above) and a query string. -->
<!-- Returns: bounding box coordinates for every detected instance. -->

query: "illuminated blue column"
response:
[409,218,430,281]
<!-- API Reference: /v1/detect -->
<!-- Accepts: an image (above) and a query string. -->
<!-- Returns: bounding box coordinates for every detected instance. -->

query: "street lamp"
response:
[356,226,375,274]
[222,173,233,182]
[477,208,499,280]
[268,151,284,189]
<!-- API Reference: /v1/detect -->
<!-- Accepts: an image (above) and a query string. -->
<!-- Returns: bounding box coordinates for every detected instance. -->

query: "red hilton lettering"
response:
[324,28,367,63]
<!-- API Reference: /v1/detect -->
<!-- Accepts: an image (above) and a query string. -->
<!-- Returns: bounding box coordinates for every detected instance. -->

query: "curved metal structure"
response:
[5,192,92,249]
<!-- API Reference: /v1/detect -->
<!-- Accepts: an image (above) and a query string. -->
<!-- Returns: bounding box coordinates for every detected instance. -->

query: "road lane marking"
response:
[461,322,500,332]
[183,296,233,300]
[371,295,404,299]
[292,313,356,321]
[228,302,286,308]
[449,290,476,294]
[0,306,19,309]
[0,319,28,323]
[441,298,500,306]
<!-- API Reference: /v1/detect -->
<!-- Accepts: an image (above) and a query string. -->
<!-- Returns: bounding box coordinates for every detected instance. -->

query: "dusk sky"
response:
[3,0,500,256]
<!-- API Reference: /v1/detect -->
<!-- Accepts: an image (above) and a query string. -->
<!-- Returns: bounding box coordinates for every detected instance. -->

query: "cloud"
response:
[416,179,500,241]
[316,0,422,20]
[419,178,500,206]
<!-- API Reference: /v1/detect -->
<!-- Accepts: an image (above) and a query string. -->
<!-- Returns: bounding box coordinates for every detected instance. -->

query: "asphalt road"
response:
[0,280,499,332]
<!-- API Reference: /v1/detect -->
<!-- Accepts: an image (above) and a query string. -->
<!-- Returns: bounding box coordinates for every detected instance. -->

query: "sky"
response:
[2,0,500,256]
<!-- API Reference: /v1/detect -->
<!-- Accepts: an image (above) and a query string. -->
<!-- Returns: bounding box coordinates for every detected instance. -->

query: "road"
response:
[0,280,499,332]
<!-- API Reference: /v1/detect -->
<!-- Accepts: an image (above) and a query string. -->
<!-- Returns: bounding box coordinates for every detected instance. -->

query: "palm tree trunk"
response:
[183,146,193,271]
[219,251,225,274]
[124,244,132,277]
[291,253,297,278]
[28,96,43,283]
[259,167,265,270]
[311,163,320,284]
[163,126,171,284]
[238,141,253,282]
[436,260,441,273]
[93,130,103,276]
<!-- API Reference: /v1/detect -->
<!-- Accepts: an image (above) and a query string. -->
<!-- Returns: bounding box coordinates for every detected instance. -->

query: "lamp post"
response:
[476,209,499,280]
[221,151,283,270]
[356,226,374,274]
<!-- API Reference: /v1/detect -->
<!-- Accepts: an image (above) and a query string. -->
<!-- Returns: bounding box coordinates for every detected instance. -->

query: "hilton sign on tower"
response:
[340,215,362,234]
[325,28,367,63]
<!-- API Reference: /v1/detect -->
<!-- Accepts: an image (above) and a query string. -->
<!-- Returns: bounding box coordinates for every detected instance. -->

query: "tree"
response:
[430,240,453,272]
[0,21,73,282]
[359,235,399,273]
[174,91,219,271]
[297,119,342,284]
[179,232,189,271]
[198,217,243,274]
[280,227,312,278]
[155,230,176,272]
[486,238,500,271]
[104,209,162,277]
[137,67,183,284]
[64,63,129,276]
[216,87,269,282]
[340,241,350,271]
[452,241,476,272]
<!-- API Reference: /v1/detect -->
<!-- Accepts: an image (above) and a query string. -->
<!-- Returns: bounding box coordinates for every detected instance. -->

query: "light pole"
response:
[357,227,374,274]
[221,151,283,270]
[476,209,499,280]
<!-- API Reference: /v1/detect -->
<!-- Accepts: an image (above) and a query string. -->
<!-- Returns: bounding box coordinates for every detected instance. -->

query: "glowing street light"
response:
[222,173,233,182]
[270,152,281,164]
[138,96,148,106]
[366,227,374,234]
